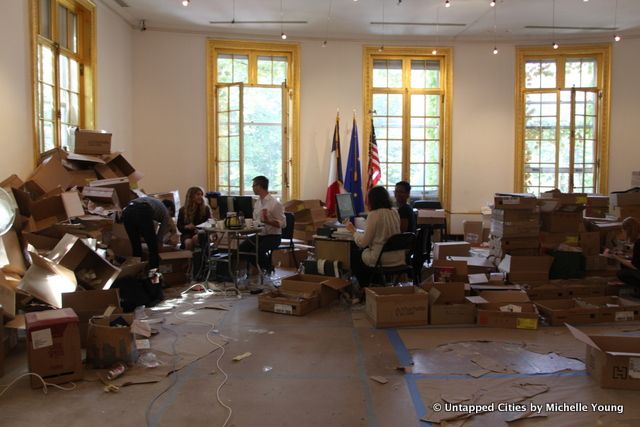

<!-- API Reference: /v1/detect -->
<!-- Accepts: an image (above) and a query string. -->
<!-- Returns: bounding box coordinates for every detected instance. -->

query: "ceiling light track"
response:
[370,21,465,27]
[209,20,308,25]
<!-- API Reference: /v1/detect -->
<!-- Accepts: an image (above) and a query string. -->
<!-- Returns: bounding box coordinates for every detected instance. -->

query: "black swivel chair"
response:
[411,226,430,284]
[267,212,296,273]
[370,232,416,286]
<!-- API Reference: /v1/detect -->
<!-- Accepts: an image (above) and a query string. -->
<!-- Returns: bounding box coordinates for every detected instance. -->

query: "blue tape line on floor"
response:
[385,329,413,367]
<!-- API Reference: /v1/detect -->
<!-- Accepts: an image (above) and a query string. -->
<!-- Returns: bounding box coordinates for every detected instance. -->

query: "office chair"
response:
[370,232,416,286]
[266,212,296,273]
[413,199,447,242]
[411,226,430,284]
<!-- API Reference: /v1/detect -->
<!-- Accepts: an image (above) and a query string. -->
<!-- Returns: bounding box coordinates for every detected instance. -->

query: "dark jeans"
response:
[618,267,640,288]
[122,202,160,269]
[239,234,281,270]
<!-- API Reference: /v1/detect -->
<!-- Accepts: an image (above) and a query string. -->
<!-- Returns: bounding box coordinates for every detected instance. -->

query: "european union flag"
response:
[344,117,364,214]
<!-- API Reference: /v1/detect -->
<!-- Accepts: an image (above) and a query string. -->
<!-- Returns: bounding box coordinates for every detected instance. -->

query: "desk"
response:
[314,235,357,270]
[196,225,263,294]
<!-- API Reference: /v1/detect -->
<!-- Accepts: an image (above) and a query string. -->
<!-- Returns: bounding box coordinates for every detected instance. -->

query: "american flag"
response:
[366,118,381,192]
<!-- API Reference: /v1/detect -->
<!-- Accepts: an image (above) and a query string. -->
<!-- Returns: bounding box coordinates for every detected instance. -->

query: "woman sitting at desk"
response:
[177,186,211,250]
[605,216,640,295]
[345,186,404,285]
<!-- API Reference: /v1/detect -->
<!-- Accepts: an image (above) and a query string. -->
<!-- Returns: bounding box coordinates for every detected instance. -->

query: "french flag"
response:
[325,113,344,217]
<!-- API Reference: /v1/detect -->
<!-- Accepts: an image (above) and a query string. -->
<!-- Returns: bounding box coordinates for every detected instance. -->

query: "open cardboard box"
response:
[47,234,121,290]
[433,241,471,261]
[567,324,640,390]
[431,259,469,282]
[535,296,640,326]
[493,195,537,210]
[365,286,428,328]
[24,155,72,197]
[469,290,539,329]
[62,289,121,347]
[158,251,192,286]
[279,274,349,307]
[258,281,320,316]
[424,282,476,325]
[89,177,134,207]
[95,152,144,184]
[26,191,85,232]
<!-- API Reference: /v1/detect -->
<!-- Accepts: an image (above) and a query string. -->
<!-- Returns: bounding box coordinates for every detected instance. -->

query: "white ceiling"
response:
[107,0,640,43]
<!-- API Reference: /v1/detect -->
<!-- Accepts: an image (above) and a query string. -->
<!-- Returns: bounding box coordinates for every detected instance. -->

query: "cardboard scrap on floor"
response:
[370,375,389,384]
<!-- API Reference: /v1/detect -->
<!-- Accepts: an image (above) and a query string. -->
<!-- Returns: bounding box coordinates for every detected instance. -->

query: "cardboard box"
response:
[585,254,609,271]
[86,312,138,368]
[258,283,320,316]
[498,255,554,283]
[489,236,540,251]
[432,259,469,282]
[416,209,446,225]
[95,152,143,183]
[27,191,85,232]
[536,296,640,326]
[610,191,640,207]
[280,274,348,307]
[25,308,83,387]
[494,195,537,210]
[609,206,640,220]
[463,220,483,246]
[448,256,496,275]
[470,290,539,329]
[580,231,601,256]
[81,186,120,206]
[567,324,640,390]
[585,206,608,218]
[0,275,16,319]
[48,234,121,290]
[539,232,580,250]
[19,251,78,308]
[89,177,134,207]
[491,209,539,222]
[158,251,192,286]
[426,282,476,325]
[490,219,540,238]
[587,195,609,207]
[283,199,323,213]
[365,286,428,328]
[74,128,112,155]
[540,191,588,206]
[540,211,583,233]
[433,241,471,260]
[294,207,328,223]
[61,289,121,347]
[67,169,97,188]
[25,155,72,196]
[271,248,308,269]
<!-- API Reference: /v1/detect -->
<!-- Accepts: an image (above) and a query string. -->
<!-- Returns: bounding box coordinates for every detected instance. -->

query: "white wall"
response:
[609,37,640,193]
[0,0,34,180]
[0,0,134,184]
[96,1,134,157]
[131,31,207,197]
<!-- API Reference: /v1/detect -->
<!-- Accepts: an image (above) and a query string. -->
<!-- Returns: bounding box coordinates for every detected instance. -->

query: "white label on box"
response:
[274,304,293,315]
[629,358,640,379]
[615,311,634,321]
[31,328,53,350]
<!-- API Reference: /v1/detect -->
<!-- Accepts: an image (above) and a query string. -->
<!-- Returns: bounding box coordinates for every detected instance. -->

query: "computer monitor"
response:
[336,193,356,222]
[233,196,254,219]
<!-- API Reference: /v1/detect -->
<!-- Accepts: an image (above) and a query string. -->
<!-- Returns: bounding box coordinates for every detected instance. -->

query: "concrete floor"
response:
[2,285,639,427]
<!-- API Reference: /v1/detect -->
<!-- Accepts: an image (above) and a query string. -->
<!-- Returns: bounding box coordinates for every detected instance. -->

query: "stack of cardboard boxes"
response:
[284,199,329,243]
[489,194,540,259]
[585,195,609,218]
[609,189,640,222]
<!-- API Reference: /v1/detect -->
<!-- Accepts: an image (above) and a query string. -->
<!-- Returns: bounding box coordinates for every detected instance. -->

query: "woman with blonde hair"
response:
[177,186,211,250]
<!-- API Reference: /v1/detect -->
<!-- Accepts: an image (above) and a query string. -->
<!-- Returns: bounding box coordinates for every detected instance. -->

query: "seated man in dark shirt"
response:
[394,180,416,233]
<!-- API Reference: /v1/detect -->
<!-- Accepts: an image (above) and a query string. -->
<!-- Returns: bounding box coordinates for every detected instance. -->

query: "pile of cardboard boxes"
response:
[489,194,540,260]
[0,129,192,371]
[609,188,640,222]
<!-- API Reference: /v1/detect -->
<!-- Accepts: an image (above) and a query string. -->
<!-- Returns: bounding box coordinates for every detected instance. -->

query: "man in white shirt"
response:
[239,175,285,272]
